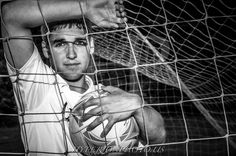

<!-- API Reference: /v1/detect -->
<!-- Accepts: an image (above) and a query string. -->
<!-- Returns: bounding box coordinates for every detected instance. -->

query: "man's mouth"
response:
[64,63,80,69]
[64,62,80,66]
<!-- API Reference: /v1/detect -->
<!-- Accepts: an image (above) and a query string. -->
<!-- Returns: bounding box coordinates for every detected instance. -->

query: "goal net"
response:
[0,0,236,156]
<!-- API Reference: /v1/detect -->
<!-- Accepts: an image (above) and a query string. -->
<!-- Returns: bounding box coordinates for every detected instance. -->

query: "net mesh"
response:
[0,0,236,156]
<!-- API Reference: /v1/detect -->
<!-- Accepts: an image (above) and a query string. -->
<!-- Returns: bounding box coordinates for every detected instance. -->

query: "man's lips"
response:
[64,62,80,66]
[64,63,81,70]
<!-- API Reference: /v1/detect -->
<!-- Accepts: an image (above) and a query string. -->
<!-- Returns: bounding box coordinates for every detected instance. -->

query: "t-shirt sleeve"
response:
[6,44,45,82]
[6,45,56,112]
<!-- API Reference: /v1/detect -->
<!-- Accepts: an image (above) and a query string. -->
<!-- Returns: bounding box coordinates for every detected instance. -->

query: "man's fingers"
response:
[98,21,119,28]
[116,11,126,18]
[121,11,126,18]
[115,0,123,5]
[86,114,109,131]
[100,118,116,138]
[119,0,124,5]
[116,11,121,17]
[85,0,127,28]
[115,2,126,17]
[72,107,83,116]
[115,0,127,21]
[97,0,127,28]
[82,106,102,121]
[118,5,124,12]
[81,97,100,109]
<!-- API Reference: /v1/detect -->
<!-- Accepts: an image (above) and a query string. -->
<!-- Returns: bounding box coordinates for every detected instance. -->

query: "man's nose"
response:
[66,44,77,59]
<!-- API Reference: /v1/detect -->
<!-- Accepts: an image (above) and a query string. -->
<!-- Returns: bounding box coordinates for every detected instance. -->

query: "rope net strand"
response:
[0,0,236,155]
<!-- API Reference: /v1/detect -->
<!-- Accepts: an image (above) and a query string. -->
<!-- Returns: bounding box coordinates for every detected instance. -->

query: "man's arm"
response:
[1,0,124,69]
[134,106,166,144]
[81,86,166,144]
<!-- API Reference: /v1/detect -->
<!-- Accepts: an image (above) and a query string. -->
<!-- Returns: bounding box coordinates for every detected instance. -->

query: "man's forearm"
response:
[134,106,166,144]
[2,0,86,28]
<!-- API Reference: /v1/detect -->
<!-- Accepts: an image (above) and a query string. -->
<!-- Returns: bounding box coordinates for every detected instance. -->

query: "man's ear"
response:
[89,37,94,54]
[42,41,50,59]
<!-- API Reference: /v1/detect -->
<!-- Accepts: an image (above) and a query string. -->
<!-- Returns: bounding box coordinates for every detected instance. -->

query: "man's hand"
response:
[84,0,127,28]
[80,86,142,137]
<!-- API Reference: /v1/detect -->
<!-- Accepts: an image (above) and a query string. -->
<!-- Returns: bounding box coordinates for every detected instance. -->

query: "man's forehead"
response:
[50,27,87,40]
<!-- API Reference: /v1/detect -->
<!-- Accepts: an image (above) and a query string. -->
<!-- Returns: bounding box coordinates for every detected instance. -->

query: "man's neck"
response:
[66,76,88,94]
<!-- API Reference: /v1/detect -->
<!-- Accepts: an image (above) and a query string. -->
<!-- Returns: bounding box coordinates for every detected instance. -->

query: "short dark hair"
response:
[40,18,92,42]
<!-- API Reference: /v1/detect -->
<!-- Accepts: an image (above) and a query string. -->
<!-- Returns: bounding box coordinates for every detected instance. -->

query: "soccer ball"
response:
[69,90,139,155]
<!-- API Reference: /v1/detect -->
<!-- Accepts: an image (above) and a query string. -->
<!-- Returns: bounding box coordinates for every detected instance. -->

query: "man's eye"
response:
[55,42,66,47]
[74,40,87,46]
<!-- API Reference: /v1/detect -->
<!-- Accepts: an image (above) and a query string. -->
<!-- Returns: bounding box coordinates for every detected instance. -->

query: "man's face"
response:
[49,26,91,81]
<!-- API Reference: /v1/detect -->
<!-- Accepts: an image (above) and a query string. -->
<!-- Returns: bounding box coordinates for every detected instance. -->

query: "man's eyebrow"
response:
[51,39,65,44]
[51,38,87,44]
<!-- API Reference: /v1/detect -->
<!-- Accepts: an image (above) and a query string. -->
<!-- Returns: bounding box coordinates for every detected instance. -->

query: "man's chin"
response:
[61,74,84,82]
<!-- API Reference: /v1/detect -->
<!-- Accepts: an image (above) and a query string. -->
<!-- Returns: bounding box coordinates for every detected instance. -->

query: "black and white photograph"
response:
[0,0,235,156]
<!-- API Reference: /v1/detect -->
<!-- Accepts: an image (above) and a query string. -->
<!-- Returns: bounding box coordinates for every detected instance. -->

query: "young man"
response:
[1,0,166,155]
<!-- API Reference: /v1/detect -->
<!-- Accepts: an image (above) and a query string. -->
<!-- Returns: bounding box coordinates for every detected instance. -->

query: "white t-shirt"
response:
[7,45,100,156]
